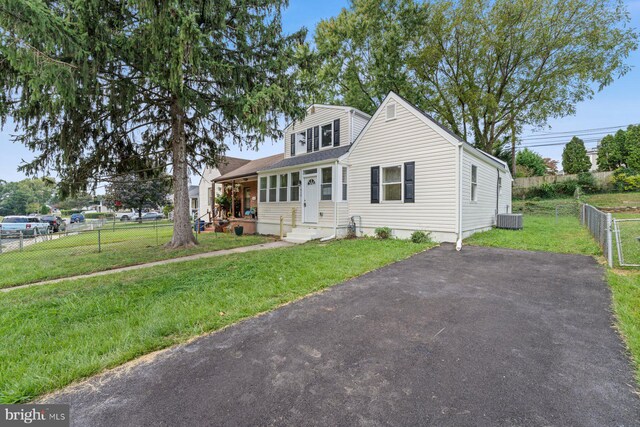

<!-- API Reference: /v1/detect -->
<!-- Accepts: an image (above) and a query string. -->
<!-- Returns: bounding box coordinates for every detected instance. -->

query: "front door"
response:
[303,176,319,223]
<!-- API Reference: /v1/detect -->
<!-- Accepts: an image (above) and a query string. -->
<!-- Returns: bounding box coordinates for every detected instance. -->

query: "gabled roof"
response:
[348,91,508,171]
[216,156,251,176]
[214,154,284,182]
[262,146,350,171]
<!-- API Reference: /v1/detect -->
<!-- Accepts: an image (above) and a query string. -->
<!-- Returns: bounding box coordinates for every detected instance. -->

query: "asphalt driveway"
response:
[43,244,639,426]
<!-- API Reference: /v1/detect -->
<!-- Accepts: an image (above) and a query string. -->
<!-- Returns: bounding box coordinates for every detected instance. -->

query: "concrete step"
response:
[284,227,324,244]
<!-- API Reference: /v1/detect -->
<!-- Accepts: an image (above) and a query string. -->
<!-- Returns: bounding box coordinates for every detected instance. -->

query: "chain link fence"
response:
[0,218,180,256]
[612,218,640,267]
[579,203,613,267]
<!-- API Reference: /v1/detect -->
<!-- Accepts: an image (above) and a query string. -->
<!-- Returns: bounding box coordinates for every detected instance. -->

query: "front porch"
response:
[213,177,258,234]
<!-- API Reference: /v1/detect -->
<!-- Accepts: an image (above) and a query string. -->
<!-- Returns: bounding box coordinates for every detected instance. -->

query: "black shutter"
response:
[404,162,415,203]
[333,119,340,146]
[290,134,295,156]
[306,128,312,153]
[313,126,319,151]
[371,166,380,204]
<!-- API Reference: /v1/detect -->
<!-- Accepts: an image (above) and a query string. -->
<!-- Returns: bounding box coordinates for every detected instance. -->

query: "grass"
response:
[0,238,434,403]
[582,192,640,208]
[465,215,600,256]
[0,227,269,288]
[607,271,640,384]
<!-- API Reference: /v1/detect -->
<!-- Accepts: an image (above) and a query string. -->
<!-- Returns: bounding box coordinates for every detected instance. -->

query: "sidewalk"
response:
[1,241,293,293]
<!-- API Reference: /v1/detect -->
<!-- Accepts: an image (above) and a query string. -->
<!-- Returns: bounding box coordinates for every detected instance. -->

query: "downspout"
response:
[333,160,339,237]
[456,143,463,251]
[495,167,500,222]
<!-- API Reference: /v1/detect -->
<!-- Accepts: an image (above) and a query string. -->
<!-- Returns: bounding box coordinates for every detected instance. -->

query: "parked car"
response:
[115,210,137,221]
[140,212,164,221]
[40,215,67,233]
[70,213,85,224]
[0,216,50,237]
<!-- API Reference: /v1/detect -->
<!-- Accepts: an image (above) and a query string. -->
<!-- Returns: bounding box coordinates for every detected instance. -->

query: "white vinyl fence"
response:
[579,203,613,267]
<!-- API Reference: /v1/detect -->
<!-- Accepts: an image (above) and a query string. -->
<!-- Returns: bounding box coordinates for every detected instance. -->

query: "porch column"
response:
[231,179,235,218]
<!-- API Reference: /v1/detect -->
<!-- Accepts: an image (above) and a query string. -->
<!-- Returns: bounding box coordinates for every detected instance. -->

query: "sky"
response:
[0,0,638,184]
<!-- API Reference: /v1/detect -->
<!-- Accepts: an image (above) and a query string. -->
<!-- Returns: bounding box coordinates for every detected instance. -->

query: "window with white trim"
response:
[259,177,267,203]
[290,172,300,201]
[268,175,277,202]
[321,167,332,200]
[295,131,306,147]
[279,174,288,202]
[321,123,332,148]
[471,165,478,202]
[341,167,348,201]
[382,166,402,201]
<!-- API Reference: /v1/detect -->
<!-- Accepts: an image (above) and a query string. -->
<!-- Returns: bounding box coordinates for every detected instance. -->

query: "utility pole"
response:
[510,117,517,175]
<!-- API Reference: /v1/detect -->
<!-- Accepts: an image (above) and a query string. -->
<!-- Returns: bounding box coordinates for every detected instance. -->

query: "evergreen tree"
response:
[0,1,311,247]
[562,137,591,174]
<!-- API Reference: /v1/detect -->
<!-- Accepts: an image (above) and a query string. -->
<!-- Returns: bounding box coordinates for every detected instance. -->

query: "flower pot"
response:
[234,225,244,236]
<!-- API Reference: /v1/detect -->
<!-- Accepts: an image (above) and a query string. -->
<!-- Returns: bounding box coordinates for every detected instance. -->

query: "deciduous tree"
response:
[516,148,546,177]
[105,174,171,220]
[314,0,637,153]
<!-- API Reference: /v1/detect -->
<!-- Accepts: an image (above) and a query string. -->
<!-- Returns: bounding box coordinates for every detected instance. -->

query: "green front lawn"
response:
[0,228,269,288]
[607,271,640,384]
[465,215,600,256]
[0,238,434,403]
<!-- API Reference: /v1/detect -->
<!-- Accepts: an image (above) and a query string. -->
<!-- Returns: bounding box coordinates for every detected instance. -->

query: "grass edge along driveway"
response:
[466,214,640,385]
[0,238,434,404]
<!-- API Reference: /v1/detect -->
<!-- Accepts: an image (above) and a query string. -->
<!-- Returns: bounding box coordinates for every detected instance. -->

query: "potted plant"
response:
[234,224,244,236]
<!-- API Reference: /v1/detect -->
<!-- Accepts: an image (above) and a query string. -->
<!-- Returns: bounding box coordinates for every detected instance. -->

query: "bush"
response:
[60,209,83,216]
[577,172,597,193]
[612,168,640,192]
[410,231,432,244]
[374,227,392,239]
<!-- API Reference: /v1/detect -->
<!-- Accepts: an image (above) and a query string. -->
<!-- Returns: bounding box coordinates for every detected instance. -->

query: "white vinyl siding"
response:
[284,107,352,159]
[461,147,511,234]
[348,100,458,236]
[352,113,369,141]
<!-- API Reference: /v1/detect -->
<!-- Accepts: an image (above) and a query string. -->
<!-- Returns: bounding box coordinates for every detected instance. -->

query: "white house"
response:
[252,92,511,244]
[197,157,250,218]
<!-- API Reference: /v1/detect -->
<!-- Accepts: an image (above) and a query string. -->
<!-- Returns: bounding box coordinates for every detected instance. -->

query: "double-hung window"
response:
[290,172,300,201]
[279,174,288,202]
[471,165,478,201]
[382,166,402,201]
[341,167,348,201]
[259,177,267,203]
[321,123,332,148]
[321,167,332,200]
[268,175,277,202]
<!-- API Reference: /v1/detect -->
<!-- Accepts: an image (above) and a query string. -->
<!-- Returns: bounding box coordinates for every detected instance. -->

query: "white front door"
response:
[303,176,319,223]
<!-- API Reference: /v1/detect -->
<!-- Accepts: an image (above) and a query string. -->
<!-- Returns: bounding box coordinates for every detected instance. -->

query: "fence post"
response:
[98,229,101,253]
[279,216,284,239]
[156,222,159,246]
[0,231,3,254]
[606,213,613,268]
[19,231,23,251]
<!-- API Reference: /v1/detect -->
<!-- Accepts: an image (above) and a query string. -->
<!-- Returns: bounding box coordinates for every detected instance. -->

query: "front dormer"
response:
[284,105,370,159]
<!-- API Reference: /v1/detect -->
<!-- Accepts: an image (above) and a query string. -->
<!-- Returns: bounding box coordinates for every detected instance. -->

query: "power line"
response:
[520,123,637,141]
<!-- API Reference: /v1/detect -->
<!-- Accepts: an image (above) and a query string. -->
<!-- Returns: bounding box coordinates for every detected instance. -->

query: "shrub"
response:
[374,227,392,239]
[410,230,432,244]
[577,172,597,193]
[612,168,640,191]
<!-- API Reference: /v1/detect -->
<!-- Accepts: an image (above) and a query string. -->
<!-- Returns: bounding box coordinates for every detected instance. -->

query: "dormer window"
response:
[386,103,396,121]
[321,123,333,147]
[296,131,306,147]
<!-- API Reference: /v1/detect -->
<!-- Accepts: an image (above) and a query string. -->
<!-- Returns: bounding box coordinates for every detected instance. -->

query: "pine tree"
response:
[0,0,311,247]
[562,137,591,174]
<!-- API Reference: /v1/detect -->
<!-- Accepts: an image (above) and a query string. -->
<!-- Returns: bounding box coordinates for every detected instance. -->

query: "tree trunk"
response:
[168,98,197,248]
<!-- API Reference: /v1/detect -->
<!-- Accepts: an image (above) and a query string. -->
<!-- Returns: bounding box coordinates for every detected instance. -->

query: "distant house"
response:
[189,185,200,218]
[587,149,598,171]
[252,91,512,243]
[197,157,250,219]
